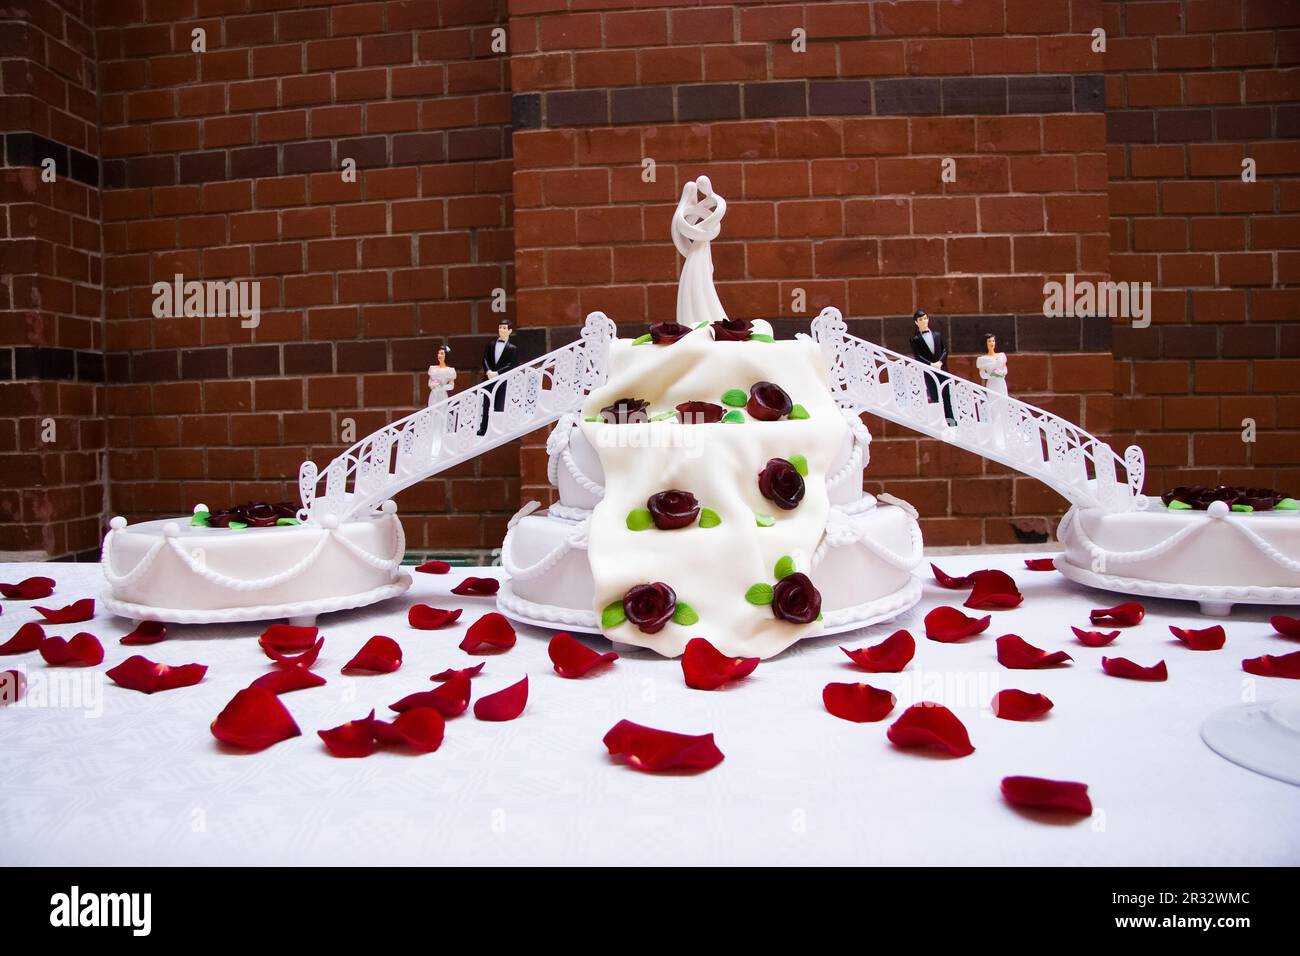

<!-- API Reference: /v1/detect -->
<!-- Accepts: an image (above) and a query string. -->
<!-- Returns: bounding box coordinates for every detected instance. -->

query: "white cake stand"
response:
[100,574,412,627]
[1201,697,1300,787]
[1054,558,1300,617]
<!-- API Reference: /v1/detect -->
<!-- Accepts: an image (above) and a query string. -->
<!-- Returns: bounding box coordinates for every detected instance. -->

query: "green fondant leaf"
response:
[722,410,745,424]
[698,507,721,528]
[745,583,774,605]
[228,521,248,530]
[583,416,600,422]
[789,454,808,477]
[694,321,709,329]
[601,601,626,629]
[755,513,774,527]
[275,517,300,526]
[632,333,652,345]
[191,511,210,527]
[750,333,774,342]
[1277,497,1298,511]
[817,612,823,622]
[649,410,676,422]
[672,602,699,626]
[721,388,747,407]
[1167,499,1192,510]
[789,404,810,419]
[774,555,795,580]
[1231,503,1253,512]
[626,508,653,531]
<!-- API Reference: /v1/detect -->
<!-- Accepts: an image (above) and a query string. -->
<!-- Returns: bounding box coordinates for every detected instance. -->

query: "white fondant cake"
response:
[1056,498,1300,611]
[499,176,923,657]
[101,506,410,623]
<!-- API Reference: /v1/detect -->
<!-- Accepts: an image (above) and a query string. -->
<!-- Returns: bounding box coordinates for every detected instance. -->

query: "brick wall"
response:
[93,0,518,556]
[1105,0,1300,495]
[509,0,1114,546]
[0,0,104,560]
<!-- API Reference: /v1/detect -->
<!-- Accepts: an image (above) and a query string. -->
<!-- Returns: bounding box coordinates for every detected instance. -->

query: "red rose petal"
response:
[822,682,896,723]
[459,612,516,653]
[1090,601,1145,627]
[342,635,402,673]
[393,672,472,717]
[258,623,319,652]
[106,655,207,694]
[549,632,618,678]
[1269,615,1300,639]
[474,676,529,721]
[431,662,485,682]
[1071,626,1119,647]
[997,634,1072,669]
[211,687,301,751]
[0,622,45,655]
[886,702,975,757]
[681,637,760,690]
[991,689,1054,720]
[318,710,378,758]
[1170,624,1225,651]
[924,605,991,643]
[1001,775,1092,816]
[408,605,463,630]
[964,569,1024,610]
[0,576,55,600]
[264,636,324,668]
[372,707,446,752]
[415,560,451,574]
[841,629,915,673]
[120,620,167,646]
[1024,558,1057,572]
[602,719,725,773]
[39,632,104,667]
[1241,650,1300,679]
[451,576,500,596]
[250,666,327,694]
[1102,656,1168,681]
[930,563,975,589]
[33,598,94,625]
[1,669,26,705]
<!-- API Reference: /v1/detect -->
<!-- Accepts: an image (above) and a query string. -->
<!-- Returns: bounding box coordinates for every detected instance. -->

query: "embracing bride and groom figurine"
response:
[908,309,1009,438]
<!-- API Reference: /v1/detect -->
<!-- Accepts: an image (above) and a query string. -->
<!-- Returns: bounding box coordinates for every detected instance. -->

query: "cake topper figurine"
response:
[975,332,1009,445]
[479,320,518,434]
[427,343,456,405]
[909,309,955,427]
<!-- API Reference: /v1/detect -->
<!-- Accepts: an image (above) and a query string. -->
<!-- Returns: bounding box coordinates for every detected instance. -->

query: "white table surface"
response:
[2,554,1297,866]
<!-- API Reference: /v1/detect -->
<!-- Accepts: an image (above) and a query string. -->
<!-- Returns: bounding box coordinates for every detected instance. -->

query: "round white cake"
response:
[101,505,410,623]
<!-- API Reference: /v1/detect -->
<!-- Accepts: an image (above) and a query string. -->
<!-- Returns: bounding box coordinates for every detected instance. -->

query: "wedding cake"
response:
[498,178,923,658]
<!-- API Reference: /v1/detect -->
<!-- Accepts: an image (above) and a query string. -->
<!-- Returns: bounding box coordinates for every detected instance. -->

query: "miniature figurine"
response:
[427,343,456,405]
[975,332,1009,444]
[909,309,955,426]
[479,320,518,434]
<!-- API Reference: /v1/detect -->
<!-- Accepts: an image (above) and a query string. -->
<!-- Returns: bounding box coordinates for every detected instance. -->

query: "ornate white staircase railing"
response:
[298,312,617,525]
[811,307,1144,512]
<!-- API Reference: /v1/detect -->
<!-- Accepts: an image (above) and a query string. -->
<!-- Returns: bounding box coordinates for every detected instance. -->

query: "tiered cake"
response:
[499,178,922,658]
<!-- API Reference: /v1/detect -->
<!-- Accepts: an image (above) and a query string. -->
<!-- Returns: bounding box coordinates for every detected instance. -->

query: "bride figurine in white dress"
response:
[427,344,456,405]
[975,333,1009,445]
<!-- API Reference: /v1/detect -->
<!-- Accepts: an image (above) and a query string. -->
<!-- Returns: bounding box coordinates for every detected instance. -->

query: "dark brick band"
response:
[512,74,1103,131]
[1114,322,1300,360]
[3,347,106,383]
[3,132,100,188]
[1108,106,1300,143]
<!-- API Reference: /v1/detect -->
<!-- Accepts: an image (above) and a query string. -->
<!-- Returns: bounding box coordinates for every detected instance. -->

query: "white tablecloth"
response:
[2,554,1297,866]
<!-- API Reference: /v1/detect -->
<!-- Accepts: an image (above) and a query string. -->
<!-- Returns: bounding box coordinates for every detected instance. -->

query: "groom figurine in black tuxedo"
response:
[479,320,519,435]
[909,309,956,426]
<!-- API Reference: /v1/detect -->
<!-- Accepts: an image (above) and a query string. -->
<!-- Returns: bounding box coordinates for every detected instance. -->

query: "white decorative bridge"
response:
[298,176,1142,525]
[811,307,1144,512]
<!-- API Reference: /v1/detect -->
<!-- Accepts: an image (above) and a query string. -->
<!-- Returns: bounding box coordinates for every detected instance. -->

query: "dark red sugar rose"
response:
[623,583,676,634]
[771,572,821,625]
[1161,484,1286,511]
[243,502,281,527]
[758,458,805,510]
[675,401,725,424]
[711,318,753,341]
[746,381,793,421]
[649,321,691,344]
[647,490,700,530]
[600,397,650,424]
